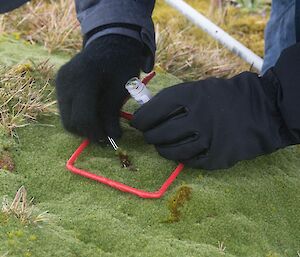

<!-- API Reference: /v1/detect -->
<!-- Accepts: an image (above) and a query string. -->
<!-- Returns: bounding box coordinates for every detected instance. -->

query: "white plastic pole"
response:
[164,0,263,72]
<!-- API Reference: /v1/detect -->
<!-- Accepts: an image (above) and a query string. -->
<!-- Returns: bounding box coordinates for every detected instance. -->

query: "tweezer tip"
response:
[107,136,118,150]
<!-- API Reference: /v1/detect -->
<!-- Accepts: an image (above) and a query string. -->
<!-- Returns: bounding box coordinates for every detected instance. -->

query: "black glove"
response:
[131,44,300,170]
[55,35,143,142]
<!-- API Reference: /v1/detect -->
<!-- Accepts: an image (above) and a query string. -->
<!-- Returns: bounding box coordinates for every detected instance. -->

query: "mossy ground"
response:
[0,36,300,257]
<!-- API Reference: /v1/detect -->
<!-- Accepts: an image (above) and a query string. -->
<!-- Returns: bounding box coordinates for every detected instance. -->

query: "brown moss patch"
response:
[166,185,192,223]
[0,151,15,172]
[116,148,137,171]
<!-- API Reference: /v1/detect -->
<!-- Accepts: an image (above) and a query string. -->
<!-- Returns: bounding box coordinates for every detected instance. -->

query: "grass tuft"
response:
[0,60,56,137]
[153,0,269,79]
[0,0,81,54]
[218,241,226,254]
[1,0,265,81]
[2,186,48,225]
[155,25,245,81]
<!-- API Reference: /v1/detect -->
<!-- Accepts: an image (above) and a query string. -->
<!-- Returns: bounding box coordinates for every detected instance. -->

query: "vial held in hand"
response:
[125,77,152,105]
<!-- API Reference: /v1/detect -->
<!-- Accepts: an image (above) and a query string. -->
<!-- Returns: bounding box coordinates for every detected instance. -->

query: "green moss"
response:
[0,213,9,226]
[166,185,192,223]
[0,36,70,67]
[266,252,280,257]
[0,130,15,153]
[0,34,299,257]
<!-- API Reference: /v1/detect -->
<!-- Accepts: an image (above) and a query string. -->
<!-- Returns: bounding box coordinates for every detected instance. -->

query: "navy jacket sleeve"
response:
[0,0,29,13]
[75,0,156,72]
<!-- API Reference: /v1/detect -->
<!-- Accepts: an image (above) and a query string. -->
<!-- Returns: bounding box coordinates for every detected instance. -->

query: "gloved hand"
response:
[131,45,300,170]
[55,35,143,142]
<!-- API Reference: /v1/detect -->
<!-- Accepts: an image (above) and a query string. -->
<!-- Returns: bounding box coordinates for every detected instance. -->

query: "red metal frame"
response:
[66,72,185,198]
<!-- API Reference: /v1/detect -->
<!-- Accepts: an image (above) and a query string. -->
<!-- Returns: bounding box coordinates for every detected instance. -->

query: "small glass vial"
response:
[125,77,152,105]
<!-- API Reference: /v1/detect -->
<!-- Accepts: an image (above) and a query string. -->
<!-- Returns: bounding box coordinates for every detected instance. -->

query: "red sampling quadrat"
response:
[66,72,185,199]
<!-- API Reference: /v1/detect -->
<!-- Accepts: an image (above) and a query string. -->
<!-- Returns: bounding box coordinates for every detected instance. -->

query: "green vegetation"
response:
[0,37,300,257]
[0,1,298,256]
[0,58,55,137]
[236,0,271,10]
[2,186,49,225]
[0,0,269,81]
[0,0,81,54]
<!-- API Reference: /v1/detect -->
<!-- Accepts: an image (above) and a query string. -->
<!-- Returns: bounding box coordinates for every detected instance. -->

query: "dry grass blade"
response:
[33,210,50,223]
[2,186,49,224]
[1,0,250,81]
[155,24,245,81]
[0,15,6,33]
[0,60,56,137]
[1,0,81,54]
[0,252,9,257]
[218,241,226,254]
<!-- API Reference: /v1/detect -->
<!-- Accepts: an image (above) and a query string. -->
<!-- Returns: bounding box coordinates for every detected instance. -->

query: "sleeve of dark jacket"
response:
[75,0,156,73]
[0,0,29,14]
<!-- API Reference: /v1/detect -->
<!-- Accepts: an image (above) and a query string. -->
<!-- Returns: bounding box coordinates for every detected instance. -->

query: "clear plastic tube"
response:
[125,77,152,105]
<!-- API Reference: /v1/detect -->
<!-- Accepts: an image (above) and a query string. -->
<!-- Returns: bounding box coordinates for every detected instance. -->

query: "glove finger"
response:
[131,90,187,132]
[71,87,104,142]
[103,115,122,139]
[182,156,211,169]
[183,154,237,170]
[100,84,129,139]
[143,116,196,145]
[57,97,75,133]
[55,61,77,134]
[155,138,209,161]
[56,52,104,140]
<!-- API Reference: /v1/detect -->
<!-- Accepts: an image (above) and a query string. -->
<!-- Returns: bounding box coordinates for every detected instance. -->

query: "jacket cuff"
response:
[84,27,154,73]
[77,1,156,73]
